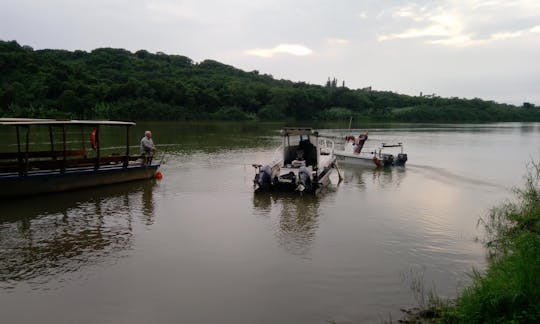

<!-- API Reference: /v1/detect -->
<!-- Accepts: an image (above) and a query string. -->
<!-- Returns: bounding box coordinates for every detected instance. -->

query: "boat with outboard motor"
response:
[0,118,162,199]
[334,132,408,167]
[253,128,337,193]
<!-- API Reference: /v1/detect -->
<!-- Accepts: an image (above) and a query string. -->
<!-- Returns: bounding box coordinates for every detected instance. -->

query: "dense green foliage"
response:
[398,163,540,323]
[444,162,540,323]
[404,163,540,323]
[1,40,539,121]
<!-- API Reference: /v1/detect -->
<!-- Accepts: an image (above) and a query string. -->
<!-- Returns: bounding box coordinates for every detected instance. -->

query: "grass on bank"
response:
[444,161,540,323]
[404,161,540,323]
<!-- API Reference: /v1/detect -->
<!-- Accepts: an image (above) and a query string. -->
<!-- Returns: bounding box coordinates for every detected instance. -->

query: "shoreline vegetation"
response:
[1,40,539,123]
[399,161,540,323]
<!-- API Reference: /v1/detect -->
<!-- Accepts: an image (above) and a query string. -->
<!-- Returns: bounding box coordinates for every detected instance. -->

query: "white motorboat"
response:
[253,128,337,193]
[334,132,408,167]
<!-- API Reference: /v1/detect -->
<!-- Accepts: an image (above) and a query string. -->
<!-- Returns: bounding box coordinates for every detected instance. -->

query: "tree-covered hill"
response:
[1,40,538,122]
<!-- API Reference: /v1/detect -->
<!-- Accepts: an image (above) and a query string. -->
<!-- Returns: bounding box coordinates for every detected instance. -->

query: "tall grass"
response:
[444,161,540,323]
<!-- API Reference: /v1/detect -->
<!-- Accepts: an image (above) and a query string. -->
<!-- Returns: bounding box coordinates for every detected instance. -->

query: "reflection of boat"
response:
[334,132,408,167]
[340,163,407,189]
[0,181,156,286]
[252,192,324,255]
[252,128,337,193]
[0,119,161,198]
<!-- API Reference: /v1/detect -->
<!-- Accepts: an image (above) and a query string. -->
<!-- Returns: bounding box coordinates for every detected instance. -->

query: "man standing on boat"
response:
[140,130,157,165]
[354,131,368,154]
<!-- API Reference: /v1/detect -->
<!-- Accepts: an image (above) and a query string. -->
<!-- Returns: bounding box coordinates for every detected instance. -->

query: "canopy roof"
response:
[0,118,135,126]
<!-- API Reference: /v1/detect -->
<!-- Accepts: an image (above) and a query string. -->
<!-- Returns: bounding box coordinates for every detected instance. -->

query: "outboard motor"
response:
[381,153,394,167]
[396,153,408,166]
[254,165,272,190]
[297,166,312,192]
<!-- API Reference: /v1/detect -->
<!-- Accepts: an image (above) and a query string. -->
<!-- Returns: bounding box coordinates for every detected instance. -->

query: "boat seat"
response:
[291,159,306,168]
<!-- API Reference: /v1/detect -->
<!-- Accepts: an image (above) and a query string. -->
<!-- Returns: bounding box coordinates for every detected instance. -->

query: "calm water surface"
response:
[1,122,539,323]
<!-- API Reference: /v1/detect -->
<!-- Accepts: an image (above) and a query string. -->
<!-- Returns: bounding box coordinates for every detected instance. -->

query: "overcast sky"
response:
[1,0,539,105]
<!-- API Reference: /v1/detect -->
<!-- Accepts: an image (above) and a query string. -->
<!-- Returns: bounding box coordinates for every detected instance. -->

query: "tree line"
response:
[1,40,539,122]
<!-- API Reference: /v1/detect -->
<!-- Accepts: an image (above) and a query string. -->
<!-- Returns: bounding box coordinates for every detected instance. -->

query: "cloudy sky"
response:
[1,0,539,105]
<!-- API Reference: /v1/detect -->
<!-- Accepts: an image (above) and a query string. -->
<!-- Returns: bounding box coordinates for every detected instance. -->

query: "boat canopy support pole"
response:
[16,126,23,176]
[94,126,100,171]
[61,125,66,173]
[123,125,130,168]
[80,126,86,158]
[49,126,55,160]
[285,135,290,160]
[24,126,30,175]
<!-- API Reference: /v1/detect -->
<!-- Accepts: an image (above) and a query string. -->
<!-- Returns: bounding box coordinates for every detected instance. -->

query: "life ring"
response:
[90,128,98,150]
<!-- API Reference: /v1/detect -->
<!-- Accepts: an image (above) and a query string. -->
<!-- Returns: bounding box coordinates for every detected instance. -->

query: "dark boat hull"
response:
[0,165,159,199]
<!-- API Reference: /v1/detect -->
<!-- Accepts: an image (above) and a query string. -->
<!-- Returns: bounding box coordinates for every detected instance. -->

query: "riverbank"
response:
[400,161,540,323]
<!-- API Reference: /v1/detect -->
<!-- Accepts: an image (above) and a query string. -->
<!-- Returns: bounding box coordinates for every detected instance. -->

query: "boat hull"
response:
[0,165,159,199]
[335,151,377,167]
[335,151,407,167]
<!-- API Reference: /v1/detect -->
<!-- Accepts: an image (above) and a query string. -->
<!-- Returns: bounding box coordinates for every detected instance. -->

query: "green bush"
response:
[445,162,540,323]
[1,39,539,122]
[257,104,285,120]
[211,106,253,120]
[316,107,353,120]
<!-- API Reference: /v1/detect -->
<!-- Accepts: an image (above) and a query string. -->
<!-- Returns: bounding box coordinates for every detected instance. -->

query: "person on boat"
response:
[140,130,157,165]
[354,131,368,154]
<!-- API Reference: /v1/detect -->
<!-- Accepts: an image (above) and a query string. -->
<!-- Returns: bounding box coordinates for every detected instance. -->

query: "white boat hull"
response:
[334,151,377,167]
[334,140,407,167]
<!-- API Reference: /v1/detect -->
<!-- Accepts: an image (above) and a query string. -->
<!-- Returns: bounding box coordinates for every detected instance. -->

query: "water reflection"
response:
[134,121,283,154]
[0,182,157,289]
[253,192,333,256]
[341,166,407,189]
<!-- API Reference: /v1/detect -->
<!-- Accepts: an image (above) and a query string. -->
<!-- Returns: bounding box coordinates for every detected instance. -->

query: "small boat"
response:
[0,118,161,199]
[253,128,337,193]
[334,132,408,167]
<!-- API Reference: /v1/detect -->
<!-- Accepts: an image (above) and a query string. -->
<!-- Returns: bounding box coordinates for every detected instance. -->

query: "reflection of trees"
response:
[253,192,329,256]
[133,122,280,154]
[0,181,156,288]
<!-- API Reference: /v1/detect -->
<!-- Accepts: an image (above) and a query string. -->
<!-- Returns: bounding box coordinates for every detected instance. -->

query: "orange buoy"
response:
[155,171,163,180]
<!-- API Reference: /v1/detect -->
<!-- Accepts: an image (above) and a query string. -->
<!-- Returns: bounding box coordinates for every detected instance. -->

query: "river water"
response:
[1,122,539,323]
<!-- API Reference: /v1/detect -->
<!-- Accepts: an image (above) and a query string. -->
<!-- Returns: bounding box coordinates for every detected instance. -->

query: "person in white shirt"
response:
[140,130,156,165]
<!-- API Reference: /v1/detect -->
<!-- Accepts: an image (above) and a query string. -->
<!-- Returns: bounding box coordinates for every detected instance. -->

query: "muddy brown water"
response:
[1,121,539,323]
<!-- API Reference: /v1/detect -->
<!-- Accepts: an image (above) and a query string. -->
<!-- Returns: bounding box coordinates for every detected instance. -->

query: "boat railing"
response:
[380,142,404,154]
[0,149,88,160]
[271,144,283,166]
[0,152,150,176]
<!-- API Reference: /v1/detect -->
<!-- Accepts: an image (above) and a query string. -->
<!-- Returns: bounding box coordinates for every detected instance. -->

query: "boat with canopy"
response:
[0,118,161,198]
